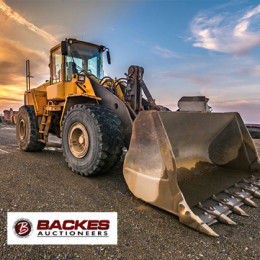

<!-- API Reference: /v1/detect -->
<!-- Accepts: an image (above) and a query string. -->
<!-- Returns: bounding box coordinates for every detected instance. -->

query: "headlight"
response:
[78,74,85,82]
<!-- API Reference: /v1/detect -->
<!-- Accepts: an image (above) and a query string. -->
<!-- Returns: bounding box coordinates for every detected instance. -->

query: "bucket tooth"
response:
[235,182,260,198]
[251,190,260,198]
[224,189,257,207]
[217,214,237,225]
[244,178,260,188]
[211,194,249,216]
[197,202,236,225]
[244,188,260,198]
[252,182,260,188]
[193,207,217,226]
[243,198,258,208]
[250,182,259,188]
[178,202,219,236]
[232,205,249,217]
[185,211,219,236]
[200,224,219,237]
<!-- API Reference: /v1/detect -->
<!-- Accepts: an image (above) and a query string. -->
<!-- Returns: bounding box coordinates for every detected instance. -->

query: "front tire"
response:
[16,106,46,152]
[62,103,124,176]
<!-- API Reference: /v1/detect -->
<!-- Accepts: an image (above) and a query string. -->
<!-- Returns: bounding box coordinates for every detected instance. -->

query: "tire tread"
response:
[62,103,124,176]
[17,105,46,152]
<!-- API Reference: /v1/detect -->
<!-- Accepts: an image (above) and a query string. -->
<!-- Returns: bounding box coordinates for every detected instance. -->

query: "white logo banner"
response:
[8,212,117,245]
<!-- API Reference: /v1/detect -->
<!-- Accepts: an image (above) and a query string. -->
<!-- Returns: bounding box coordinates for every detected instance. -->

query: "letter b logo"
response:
[13,219,32,237]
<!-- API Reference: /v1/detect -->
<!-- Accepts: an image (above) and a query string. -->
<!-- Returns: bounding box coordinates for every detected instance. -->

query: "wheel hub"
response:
[68,123,89,159]
[19,119,26,140]
[78,135,84,144]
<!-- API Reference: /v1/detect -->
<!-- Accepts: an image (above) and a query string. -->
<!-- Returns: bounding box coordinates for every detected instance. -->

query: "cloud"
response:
[0,38,49,113]
[152,46,180,58]
[0,94,26,113]
[0,96,23,102]
[240,65,260,76]
[213,100,260,123]
[242,4,260,20]
[222,100,249,106]
[0,87,24,114]
[0,38,49,85]
[191,4,260,55]
[160,71,210,85]
[0,0,58,44]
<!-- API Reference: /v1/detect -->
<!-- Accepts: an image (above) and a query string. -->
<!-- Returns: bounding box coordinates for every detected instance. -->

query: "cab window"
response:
[52,48,62,83]
[65,56,83,81]
[88,56,98,77]
[65,43,103,81]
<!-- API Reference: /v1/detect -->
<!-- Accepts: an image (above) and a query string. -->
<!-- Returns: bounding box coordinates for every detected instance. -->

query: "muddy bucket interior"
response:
[123,111,260,236]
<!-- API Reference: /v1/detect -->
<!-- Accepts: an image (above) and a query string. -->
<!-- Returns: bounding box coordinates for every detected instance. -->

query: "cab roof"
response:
[50,38,106,53]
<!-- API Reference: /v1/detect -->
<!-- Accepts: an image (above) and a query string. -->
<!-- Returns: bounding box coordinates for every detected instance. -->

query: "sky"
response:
[0,0,259,123]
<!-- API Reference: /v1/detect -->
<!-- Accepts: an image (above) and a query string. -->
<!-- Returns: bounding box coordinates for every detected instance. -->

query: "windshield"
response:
[65,42,103,81]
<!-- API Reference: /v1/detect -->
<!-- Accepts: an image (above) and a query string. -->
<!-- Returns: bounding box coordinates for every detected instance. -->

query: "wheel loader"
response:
[15,38,260,236]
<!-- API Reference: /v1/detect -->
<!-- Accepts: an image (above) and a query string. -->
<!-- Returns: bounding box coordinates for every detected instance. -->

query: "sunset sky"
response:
[0,0,259,122]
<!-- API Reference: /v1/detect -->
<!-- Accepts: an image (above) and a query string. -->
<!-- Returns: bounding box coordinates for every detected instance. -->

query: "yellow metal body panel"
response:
[45,105,62,111]
[71,76,97,96]
[115,81,125,100]
[25,89,47,116]
[47,82,65,101]
[63,82,77,96]
[101,79,125,101]
[35,81,50,91]
[46,76,98,101]
[50,43,61,53]
[60,94,100,127]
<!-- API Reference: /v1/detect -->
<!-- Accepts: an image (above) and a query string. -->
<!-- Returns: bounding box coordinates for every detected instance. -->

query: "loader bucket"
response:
[123,111,260,236]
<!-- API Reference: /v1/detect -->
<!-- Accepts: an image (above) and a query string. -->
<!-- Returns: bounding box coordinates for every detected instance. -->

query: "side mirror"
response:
[61,41,68,56]
[106,49,111,65]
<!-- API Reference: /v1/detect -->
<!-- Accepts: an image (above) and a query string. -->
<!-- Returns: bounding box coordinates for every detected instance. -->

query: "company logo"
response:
[37,219,110,237]
[13,218,33,238]
[8,212,117,245]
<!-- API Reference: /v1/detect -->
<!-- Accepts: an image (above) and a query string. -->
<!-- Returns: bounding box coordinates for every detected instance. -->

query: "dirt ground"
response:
[0,124,259,259]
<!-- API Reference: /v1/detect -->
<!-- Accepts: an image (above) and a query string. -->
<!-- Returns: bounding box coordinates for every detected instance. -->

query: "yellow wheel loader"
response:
[15,38,260,236]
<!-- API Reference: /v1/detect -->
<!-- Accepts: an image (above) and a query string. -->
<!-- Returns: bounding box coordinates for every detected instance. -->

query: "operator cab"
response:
[51,38,110,84]
[65,43,103,81]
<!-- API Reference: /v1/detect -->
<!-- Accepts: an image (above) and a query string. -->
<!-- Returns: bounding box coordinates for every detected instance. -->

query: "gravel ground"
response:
[0,124,259,259]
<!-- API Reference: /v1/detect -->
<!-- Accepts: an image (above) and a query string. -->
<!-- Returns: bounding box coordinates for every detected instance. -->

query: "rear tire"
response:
[62,103,124,176]
[16,106,46,152]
